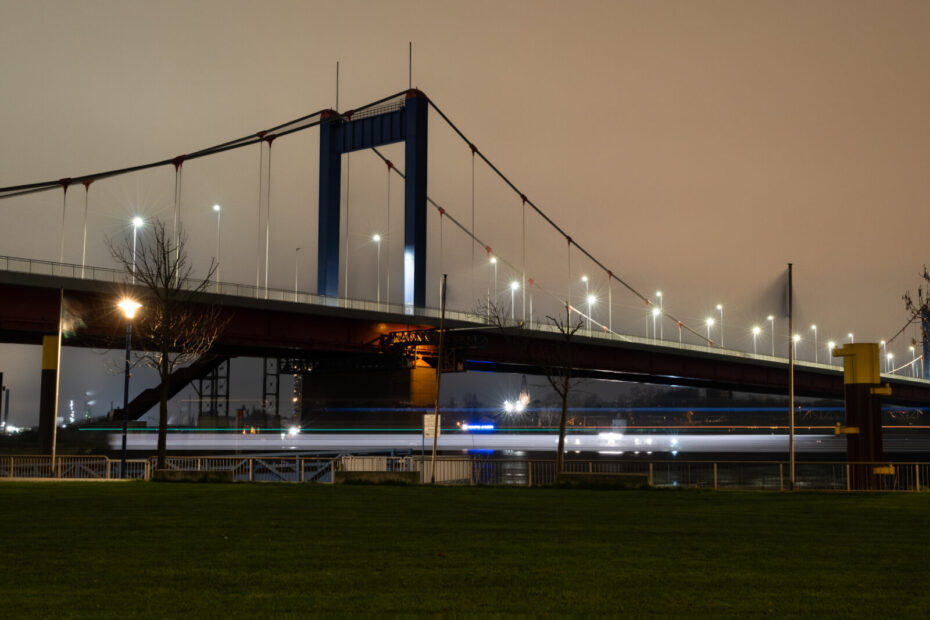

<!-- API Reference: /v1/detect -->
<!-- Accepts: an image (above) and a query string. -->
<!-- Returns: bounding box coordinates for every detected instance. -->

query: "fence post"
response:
[648,462,654,486]
[779,463,784,491]
[197,458,202,471]
[528,461,533,488]
[106,459,111,480]
[330,459,336,484]
[713,463,718,490]
[588,461,593,473]
[299,458,304,483]
[916,464,921,492]
[846,464,851,492]
[249,459,253,482]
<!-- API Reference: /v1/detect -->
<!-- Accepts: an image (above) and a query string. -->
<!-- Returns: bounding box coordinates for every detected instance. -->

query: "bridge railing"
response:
[2,255,925,380]
[0,455,927,490]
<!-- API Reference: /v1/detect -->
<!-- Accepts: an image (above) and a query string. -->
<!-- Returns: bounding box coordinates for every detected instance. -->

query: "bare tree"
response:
[903,266,930,380]
[542,304,583,473]
[109,220,225,469]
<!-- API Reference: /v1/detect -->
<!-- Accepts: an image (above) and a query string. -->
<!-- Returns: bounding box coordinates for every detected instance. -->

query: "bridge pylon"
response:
[318,90,428,307]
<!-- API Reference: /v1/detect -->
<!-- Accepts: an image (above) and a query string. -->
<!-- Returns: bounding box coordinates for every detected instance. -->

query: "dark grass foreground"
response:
[1,483,928,616]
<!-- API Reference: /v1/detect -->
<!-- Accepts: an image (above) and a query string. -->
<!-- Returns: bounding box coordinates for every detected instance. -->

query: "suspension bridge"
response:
[1,88,928,430]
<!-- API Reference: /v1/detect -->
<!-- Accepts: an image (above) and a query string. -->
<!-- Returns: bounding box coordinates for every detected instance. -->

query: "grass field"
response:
[0,482,928,616]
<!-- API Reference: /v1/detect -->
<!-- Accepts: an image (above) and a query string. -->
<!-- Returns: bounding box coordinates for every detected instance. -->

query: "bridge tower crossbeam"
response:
[318,90,429,307]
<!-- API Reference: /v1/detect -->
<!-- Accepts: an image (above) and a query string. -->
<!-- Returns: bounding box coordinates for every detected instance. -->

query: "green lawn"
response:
[0,483,927,616]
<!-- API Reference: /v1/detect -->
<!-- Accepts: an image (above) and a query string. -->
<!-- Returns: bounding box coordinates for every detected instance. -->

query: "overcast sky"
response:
[1,1,929,424]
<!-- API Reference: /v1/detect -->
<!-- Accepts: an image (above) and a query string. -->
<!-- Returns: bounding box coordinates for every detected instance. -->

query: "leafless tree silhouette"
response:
[109,220,225,468]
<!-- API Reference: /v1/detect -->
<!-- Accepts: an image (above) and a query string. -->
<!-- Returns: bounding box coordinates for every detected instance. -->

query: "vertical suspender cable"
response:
[173,161,183,283]
[58,179,70,265]
[264,137,275,299]
[439,210,444,302]
[521,195,526,324]
[255,139,264,292]
[471,147,476,304]
[567,238,572,313]
[386,162,392,305]
[81,180,92,278]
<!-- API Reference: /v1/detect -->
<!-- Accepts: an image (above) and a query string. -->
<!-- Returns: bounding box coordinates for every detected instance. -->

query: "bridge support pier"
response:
[833,343,889,490]
[38,335,60,455]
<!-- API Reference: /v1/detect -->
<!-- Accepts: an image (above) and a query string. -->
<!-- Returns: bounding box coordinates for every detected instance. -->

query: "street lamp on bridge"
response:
[131,216,144,285]
[828,341,836,366]
[716,304,724,348]
[212,204,222,291]
[705,317,714,347]
[752,326,761,355]
[510,281,519,322]
[372,234,382,307]
[793,333,801,359]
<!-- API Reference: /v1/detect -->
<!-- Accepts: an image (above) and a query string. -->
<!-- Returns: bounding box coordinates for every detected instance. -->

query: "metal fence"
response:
[1,455,928,490]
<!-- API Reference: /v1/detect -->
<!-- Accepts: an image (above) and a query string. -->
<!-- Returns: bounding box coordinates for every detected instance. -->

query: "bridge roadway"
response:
[2,260,930,407]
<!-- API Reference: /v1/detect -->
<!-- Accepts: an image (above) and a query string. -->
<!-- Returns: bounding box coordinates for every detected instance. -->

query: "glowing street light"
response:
[705,317,714,347]
[881,340,886,372]
[752,326,761,355]
[767,315,775,356]
[212,204,221,291]
[811,325,818,363]
[373,234,382,307]
[652,307,660,342]
[910,346,917,377]
[510,280,519,321]
[117,297,141,479]
[587,294,596,333]
[793,334,801,359]
[887,352,894,374]
[131,216,144,285]
[652,291,665,340]
[716,304,724,348]
[828,341,836,366]
[848,332,854,344]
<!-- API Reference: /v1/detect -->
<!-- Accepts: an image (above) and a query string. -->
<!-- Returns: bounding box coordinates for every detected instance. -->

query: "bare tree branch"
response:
[108,220,226,469]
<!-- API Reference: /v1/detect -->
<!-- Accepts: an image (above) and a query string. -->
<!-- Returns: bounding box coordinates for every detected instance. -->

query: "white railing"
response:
[1,455,927,491]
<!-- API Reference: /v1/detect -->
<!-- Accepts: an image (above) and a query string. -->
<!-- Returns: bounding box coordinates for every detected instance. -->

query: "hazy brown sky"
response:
[1,1,929,386]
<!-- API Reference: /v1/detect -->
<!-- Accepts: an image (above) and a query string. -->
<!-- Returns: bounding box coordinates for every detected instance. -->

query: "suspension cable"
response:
[427,97,705,342]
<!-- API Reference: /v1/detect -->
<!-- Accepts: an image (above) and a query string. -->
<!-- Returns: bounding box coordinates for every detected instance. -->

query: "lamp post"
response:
[656,291,663,340]
[705,317,714,347]
[881,340,886,372]
[212,204,221,292]
[131,217,143,285]
[848,333,854,344]
[652,307,660,342]
[294,247,301,301]
[716,304,724,348]
[811,325,818,363]
[491,257,498,310]
[117,298,141,479]
[887,352,894,374]
[510,281,519,321]
[767,315,775,356]
[910,346,917,377]
[828,341,836,365]
[373,234,382,307]
[752,326,760,355]
[587,294,596,334]
[793,334,801,359]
